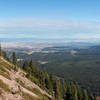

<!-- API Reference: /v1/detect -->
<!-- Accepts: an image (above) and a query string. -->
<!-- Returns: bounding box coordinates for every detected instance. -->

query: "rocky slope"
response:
[0,57,52,100]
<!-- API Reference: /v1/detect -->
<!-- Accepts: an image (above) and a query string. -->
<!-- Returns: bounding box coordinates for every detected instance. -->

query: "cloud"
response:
[0,18,100,39]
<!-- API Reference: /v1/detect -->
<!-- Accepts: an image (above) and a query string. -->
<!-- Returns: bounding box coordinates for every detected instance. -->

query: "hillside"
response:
[14,45,100,96]
[0,56,52,100]
[0,44,98,100]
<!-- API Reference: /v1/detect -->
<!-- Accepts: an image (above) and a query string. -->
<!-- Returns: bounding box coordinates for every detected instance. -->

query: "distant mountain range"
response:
[2,41,99,49]
[1,37,100,43]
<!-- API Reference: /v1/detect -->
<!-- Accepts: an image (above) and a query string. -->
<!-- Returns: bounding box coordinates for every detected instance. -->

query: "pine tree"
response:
[83,90,88,100]
[2,51,7,59]
[76,85,83,100]
[89,93,95,100]
[65,85,71,100]
[54,80,61,100]
[45,75,53,92]
[39,71,46,88]
[61,80,67,98]
[23,60,29,71]
[74,86,78,100]
[29,59,35,73]
[12,52,18,71]
[12,52,17,65]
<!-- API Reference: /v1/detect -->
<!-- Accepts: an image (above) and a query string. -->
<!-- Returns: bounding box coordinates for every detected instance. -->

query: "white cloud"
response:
[0,18,100,39]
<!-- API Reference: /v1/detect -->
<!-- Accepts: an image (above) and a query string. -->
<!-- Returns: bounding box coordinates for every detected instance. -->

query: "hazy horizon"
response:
[0,0,100,43]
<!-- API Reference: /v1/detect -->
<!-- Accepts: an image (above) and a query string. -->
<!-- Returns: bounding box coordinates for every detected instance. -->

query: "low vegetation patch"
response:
[0,71,11,80]
[16,78,25,88]
[22,92,39,100]
[0,66,6,72]
[26,73,39,85]
[32,88,51,100]
[16,78,48,99]
[0,61,12,71]
[31,88,43,97]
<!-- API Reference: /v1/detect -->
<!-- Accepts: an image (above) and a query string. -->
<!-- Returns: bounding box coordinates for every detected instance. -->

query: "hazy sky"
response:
[0,0,100,41]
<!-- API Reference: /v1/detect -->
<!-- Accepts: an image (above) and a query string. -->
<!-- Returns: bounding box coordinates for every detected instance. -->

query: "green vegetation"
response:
[22,92,39,100]
[0,64,10,80]
[12,52,17,65]
[16,78,25,88]
[2,51,10,61]
[0,70,10,80]
[16,78,48,99]
[19,47,100,96]
[0,61,12,71]
[30,88,43,98]
[0,43,10,61]
[0,43,98,100]
[22,58,96,100]
[12,52,18,71]
[0,65,7,72]
[26,73,39,84]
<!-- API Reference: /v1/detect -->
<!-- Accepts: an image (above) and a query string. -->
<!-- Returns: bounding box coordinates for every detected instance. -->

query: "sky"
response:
[0,0,100,42]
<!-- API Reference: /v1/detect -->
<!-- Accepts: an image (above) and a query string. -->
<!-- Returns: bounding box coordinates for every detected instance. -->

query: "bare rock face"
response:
[0,57,52,100]
[6,94,24,100]
[0,88,24,100]
[0,93,24,100]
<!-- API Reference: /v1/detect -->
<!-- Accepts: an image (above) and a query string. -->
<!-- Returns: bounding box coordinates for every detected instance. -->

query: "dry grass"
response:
[0,71,11,80]
[16,77,51,100]
[0,79,11,92]
[0,66,7,72]
[22,92,39,100]
[1,61,12,71]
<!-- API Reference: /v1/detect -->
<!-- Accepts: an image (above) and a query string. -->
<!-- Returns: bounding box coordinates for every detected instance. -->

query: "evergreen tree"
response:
[54,80,61,100]
[23,60,29,71]
[2,51,7,59]
[76,85,83,100]
[39,71,46,88]
[29,59,35,68]
[29,59,35,73]
[12,52,18,71]
[45,74,53,92]
[61,80,67,98]
[20,56,96,100]
[12,52,17,65]
[2,51,10,61]
[83,90,88,100]
[0,45,96,100]
[74,86,78,100]
[89,93,95,100]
